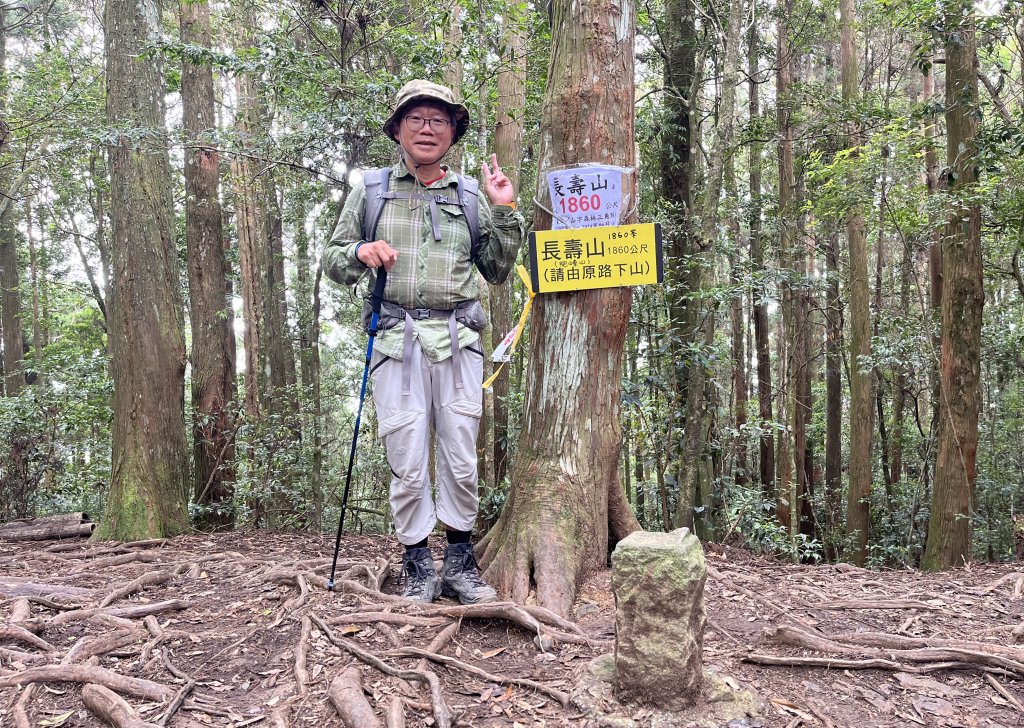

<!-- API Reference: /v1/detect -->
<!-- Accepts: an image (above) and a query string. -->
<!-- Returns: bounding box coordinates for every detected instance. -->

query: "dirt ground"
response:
[2,531,1024,728]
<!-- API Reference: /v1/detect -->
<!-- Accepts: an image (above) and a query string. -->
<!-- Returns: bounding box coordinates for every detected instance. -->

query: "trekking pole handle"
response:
[370,268,387,317]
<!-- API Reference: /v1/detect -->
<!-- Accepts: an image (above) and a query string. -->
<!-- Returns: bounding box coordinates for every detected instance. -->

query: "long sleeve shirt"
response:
[322,161,525,362]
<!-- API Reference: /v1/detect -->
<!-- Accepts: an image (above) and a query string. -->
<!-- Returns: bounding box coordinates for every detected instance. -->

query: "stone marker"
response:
[611,527,706,709]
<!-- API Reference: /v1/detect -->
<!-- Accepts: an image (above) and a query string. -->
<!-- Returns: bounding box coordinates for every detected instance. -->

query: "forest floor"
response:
[3,531,1024,728]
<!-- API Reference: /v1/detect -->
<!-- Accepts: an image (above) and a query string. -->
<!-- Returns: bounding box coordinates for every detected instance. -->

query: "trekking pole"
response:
[327,268,387,591]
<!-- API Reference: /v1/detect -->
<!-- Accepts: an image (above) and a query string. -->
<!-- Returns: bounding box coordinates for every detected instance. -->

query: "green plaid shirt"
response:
[323,161,525,362]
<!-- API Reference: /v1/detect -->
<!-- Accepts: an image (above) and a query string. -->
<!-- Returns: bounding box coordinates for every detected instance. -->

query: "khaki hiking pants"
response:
[370,337,484,545]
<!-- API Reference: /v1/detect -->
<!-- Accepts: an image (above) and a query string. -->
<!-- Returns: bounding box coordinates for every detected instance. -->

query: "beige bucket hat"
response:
[383,79,471,144]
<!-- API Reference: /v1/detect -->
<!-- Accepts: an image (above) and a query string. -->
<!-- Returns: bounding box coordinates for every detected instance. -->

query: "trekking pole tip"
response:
[326,580,335,592]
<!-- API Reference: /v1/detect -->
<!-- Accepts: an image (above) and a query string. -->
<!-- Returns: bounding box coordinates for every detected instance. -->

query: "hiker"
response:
[322,80,524,604]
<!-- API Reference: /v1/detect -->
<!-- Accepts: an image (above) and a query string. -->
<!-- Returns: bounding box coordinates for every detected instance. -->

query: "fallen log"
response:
[0,513,95,541]
[328,666,383,728]
[82,684,161,728]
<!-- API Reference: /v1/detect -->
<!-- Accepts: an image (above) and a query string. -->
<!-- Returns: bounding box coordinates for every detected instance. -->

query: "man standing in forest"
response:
[323,80,524,604]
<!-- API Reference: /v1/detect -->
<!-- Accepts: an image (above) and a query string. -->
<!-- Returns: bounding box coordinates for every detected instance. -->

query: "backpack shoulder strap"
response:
[361,167,392,242]
[456,174,482,262]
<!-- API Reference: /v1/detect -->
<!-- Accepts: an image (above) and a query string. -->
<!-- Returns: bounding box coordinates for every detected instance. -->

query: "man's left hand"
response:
[481,153,516,206]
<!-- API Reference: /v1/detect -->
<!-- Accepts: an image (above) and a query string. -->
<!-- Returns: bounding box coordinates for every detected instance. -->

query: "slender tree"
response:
[180,0,237,529]
[842,0,874,565]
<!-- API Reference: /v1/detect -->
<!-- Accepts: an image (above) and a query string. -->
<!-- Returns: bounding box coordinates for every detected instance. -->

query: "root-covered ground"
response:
[3,531,1024,727]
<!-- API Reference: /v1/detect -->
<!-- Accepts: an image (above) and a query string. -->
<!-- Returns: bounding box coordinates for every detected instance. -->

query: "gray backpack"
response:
[361,167,482,262]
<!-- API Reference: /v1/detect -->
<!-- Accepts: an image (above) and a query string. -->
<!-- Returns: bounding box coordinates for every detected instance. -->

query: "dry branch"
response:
[82,683,161,728]
[985,674,1024,714]
[393,646,571,707]
[804,598,945,611]
[0,664,174,701]
[328,666,383,728]
[1,645,49,664]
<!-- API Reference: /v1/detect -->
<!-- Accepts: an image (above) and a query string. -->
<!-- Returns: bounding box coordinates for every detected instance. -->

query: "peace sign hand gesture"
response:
[481,153,516,207]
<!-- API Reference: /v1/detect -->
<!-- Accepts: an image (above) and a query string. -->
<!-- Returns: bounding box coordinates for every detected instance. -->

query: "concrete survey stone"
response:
[611,527,707,709]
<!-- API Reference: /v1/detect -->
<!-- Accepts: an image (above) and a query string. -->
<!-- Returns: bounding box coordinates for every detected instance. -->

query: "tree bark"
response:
[842,0,874,565]
[922,0,983,571]
[96,0,189,540]
[824,231,843,557]
[776,0,797,532]
[489,9,527,495]
[480,0,641,616]
[180,0,237,530]
[748,18,775,500]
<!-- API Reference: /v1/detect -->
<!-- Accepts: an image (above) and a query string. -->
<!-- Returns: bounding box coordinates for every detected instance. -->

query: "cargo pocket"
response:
[447,398,482,421]
[377,410,420,439]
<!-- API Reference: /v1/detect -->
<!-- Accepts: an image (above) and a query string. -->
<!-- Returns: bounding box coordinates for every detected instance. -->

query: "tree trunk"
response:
[96,0,189,540]
[479,0,640,616]
[662,0,698,507]
[748,18,775,500]
[776,0,796,533]
[490,9,527,494]
[180,0,237,530]
[824,230,843,557]
[922,0,982,571]
[842,0,874,565]
[0,12,23,397]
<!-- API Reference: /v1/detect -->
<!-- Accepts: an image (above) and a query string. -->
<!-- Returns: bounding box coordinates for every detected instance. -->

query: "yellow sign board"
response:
[528,223,663,293]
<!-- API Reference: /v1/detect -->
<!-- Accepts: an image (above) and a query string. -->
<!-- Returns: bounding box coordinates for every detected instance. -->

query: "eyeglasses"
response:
[403,115,452,132]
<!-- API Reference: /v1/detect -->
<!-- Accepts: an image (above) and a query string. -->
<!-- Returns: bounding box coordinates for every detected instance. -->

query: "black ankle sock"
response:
[445,529,471,545]
[406,538,428,551]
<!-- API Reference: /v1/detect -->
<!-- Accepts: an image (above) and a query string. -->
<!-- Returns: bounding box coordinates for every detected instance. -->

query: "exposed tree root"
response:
[392,646,570,707]
[0,664,174,701]
[98,570,177,608]
[385,694,405,728]
[82,683,160,728]
[328,665,383,728]
[61,628,144,665]
[311,615,451,728]
[12,683,35,728]
[0,623,54,652]
[49,599,189,627]
[748,624,1024,678]
[294,615,313,696]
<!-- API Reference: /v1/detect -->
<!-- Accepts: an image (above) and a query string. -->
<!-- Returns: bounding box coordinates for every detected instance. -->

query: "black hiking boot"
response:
[440,543,498,604]
[399,547,441,604]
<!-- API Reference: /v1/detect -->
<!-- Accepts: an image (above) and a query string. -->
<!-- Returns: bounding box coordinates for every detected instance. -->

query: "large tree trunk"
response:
[842,0,874,565]
[180,0,237,530]
[479,0,640,616]
[922,0,982,571]
[96,0,189,540]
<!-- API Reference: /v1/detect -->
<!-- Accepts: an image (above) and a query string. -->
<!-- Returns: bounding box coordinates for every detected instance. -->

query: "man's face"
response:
[397,102,455,169]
